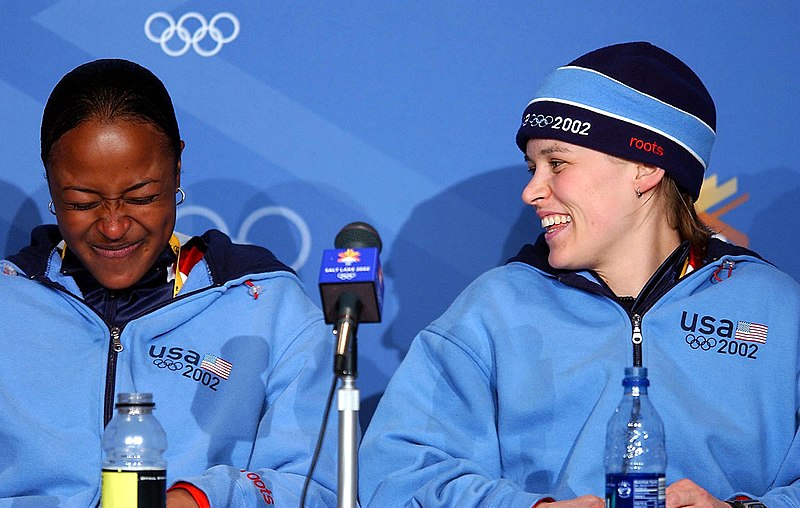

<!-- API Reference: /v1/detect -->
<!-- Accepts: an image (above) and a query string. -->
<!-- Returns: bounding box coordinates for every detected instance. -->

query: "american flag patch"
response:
[200,354,233,380]
[734,321,768,344]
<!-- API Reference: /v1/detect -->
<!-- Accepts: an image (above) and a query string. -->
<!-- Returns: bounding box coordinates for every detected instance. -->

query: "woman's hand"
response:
[667,478,730,508]
[166,488,200,508]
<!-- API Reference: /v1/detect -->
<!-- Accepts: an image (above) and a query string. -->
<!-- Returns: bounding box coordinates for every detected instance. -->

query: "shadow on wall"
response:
[175,177,386,431]
[740,168,800,284]
[359,164,536,426]
[0,181,47,259]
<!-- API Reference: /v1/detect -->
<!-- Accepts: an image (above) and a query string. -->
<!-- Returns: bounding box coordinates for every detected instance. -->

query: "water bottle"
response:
[101,392,167,507]
[604,367,666,508]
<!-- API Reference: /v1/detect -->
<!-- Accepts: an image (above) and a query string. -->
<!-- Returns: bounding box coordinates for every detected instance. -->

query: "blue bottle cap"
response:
[622,366,650,387]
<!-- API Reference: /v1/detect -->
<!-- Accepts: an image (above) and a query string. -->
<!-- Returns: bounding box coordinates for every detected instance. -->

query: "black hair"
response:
[40,58,181,167]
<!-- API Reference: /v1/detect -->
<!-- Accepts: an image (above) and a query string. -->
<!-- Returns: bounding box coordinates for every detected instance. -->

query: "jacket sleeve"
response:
[734,412,800,507]
[359,325,547,508]
[172,280,339,507]
[743,354,800,508]
[0,496,79,508]
[724,271,800,508]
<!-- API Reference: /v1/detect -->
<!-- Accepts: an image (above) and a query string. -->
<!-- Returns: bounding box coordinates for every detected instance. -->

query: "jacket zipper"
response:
[103,326,122,426]
[30,275,225,426]
[111,326,123,352]
[550,246,739,368]
[631,314,643,367]
[99,286,224,426]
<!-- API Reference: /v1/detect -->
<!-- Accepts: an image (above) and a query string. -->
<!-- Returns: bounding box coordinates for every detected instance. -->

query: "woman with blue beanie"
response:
[359,42,800,508]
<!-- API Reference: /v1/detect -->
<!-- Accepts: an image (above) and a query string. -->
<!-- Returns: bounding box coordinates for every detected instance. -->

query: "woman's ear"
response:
[634,163,666,195]
[176,140,185,187]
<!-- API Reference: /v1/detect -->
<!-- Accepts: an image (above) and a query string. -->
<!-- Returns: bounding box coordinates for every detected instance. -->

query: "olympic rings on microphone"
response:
[153,358,184,371]
[145,12,240,57]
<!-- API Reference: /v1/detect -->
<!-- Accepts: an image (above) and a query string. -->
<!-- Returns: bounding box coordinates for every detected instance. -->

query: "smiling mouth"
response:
[541,214,572,233]
[93,242,141,259]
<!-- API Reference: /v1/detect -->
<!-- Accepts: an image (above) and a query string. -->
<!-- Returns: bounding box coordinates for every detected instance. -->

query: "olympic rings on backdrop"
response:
[176,205,312,271]
[145,12,240,57]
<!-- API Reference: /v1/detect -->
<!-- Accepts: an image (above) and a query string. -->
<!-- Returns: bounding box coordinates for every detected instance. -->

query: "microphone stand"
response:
[336,330,359,508]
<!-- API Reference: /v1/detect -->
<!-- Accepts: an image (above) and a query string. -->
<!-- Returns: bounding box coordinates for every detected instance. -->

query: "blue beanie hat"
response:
[515,41,716,200]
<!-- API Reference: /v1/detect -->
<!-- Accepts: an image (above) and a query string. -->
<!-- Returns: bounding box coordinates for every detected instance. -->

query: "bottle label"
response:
[605,473,665,508]
[101,468,166,508]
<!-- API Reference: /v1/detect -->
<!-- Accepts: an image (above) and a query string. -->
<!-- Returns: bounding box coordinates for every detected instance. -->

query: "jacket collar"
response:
[507,234,763,316]
[6,225,293,286]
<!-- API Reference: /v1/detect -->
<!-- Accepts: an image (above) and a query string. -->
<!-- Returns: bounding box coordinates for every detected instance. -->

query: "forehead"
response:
[524,138,578,160]
[47,119,174,186]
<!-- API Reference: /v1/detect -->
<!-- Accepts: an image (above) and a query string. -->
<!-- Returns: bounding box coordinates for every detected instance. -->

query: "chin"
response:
[100,280,137,291]
[547,252,581,271]
[93,272,143,291]
[547,252,567,269]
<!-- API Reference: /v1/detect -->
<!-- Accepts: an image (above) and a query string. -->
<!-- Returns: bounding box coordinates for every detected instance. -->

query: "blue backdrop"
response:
[2,2,799,427]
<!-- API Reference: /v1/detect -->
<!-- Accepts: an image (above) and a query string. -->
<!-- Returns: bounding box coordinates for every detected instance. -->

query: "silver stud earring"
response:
[175,187,186,206]
[48,201,56,215]
[636,187,643,198]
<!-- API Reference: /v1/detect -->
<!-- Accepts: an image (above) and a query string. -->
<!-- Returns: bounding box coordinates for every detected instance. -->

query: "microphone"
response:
[318,222,384,375]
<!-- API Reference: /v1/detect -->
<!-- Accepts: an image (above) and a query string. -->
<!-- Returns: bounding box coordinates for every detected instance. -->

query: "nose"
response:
[96,199,131,240]
[521,171,550,206]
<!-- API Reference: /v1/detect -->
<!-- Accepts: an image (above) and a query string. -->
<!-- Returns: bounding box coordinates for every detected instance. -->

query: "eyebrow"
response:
[524,144,573,162]
[538,144,572,156]
[64,180,160,195]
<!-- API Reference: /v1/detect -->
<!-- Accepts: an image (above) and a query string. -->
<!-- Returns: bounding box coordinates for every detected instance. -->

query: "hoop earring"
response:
[636,187,643,199]
[175,187,186,206]
[48,201,56,215]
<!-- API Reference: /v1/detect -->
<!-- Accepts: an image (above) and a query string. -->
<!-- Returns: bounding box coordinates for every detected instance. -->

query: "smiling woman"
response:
[0,59,338,507]
[46,119,179,290]
[359,42,800,508]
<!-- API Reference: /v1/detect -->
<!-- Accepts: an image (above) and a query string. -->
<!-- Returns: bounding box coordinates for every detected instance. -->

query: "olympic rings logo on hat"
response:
[685,333,717,351]
[145,12,240,57]
[522,113,555,129]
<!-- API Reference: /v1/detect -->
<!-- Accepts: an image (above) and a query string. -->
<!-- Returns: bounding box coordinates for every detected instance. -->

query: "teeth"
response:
[540,214,572,228]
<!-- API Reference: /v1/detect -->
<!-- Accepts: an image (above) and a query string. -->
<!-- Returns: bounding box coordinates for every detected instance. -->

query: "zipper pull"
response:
[631,314,643,345]
[712,260,735,282]
[244,280,262,299]
[111,326,123,353]
[631,313,643,368]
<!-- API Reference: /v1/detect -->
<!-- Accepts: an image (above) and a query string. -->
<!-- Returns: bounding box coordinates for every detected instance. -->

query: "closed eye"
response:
[66,201,100,211]
[124,195,159,205]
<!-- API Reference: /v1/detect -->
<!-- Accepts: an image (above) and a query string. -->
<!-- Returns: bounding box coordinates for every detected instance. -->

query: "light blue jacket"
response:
[360,239,800,508]
[0,226,338,507]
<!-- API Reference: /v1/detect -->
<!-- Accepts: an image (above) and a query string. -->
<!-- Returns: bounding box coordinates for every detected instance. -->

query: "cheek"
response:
[143,206,177,235]
[56,215,92,240]
[564,178,625,217]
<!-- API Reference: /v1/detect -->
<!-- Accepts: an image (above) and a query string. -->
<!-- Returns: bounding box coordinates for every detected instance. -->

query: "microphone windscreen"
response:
[334,222,382,253]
